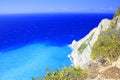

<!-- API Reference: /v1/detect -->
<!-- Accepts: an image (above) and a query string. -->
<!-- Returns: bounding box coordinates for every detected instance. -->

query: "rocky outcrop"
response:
[68,18,111,69]
[96,57,120,80]
[110,15,120,30]
[116,15,120,30]
[97,66,120,80]
[68,14,120,80]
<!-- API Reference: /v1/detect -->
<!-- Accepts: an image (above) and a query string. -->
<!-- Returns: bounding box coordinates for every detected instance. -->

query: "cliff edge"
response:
[68,12,120,79]
[68,18,112,68]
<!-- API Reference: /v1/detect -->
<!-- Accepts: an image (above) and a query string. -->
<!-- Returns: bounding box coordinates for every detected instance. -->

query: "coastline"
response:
[68,18,111,68]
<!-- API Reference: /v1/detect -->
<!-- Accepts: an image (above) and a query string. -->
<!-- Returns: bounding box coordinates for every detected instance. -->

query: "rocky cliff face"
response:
[68,18,111,68]
[69,14,120,79]
[68,15,120,69]
[116,15,120,30]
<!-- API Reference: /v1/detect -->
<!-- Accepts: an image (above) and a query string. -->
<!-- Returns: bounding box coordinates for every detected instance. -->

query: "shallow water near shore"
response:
[0,43,71,80]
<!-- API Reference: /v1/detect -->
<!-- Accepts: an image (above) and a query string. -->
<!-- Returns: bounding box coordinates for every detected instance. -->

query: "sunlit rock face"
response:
[96,57,120,80]
[116,15,120,30]
[68,19,111,69]
[69,15,120,69]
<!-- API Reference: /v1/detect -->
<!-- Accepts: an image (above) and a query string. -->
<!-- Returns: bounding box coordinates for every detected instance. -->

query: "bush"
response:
[78,43,87,54]
[33,66,88,80]
[91,29,120,61]
[114,7,120,17]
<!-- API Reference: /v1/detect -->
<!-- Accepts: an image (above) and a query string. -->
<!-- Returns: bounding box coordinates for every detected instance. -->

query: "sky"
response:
[0,0,120,14]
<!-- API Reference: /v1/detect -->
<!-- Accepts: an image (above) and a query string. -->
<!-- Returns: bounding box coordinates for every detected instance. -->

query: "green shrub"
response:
[114,7,120,17]
[114,8,120,17]
[32,77,36,80]
[33,66,88,80]
[89,33,94,41]
[91,29,120,61]
[78,43,87,53]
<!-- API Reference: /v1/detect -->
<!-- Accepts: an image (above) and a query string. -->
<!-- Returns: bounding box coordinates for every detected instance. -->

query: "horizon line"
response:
[0,12,114,15]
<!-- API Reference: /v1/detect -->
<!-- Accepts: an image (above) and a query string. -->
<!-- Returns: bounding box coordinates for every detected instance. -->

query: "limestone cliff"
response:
[68,15,120,69]
[69,13,120,79]
[68,18,111,68]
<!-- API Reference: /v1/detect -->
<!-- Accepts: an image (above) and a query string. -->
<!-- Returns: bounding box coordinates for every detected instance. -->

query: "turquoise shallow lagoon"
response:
[0,43,71,80]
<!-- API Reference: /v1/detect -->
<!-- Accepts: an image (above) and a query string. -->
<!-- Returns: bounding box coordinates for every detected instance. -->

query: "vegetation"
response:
[78,33,94,54]
[78,43,87,53]
[32,66,88,80]
[114,7,120,17]
[32,78,36,80]
[92,8,120,61]
[32,8,120,80]
[91,29,120,61]
[89,33,94,41]
[110,7,120,29]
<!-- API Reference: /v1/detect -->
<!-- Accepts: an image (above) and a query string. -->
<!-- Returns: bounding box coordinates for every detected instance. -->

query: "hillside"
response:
[32,8,120,80]
[69,8,120,80]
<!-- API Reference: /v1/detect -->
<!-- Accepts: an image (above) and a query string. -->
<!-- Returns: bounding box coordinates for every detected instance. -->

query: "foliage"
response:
[32,66,88,80]
[78,33,94,54]
[91,29,120,61]
[78,43,87,53]
[114,7,120,17]
[89,33,94,41]
[32,77,36,80]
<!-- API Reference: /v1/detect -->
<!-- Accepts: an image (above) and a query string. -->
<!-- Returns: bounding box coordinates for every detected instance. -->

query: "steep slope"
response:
[96,57,120,80]
[32,10,120,80]
[69,18,111,68]
[68,15,120,70]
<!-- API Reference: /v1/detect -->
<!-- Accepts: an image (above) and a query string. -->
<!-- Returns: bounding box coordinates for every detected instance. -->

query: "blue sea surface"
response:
[0,13,113,80]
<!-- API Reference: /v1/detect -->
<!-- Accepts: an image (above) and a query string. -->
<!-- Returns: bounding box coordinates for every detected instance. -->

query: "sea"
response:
[0,13,113,80]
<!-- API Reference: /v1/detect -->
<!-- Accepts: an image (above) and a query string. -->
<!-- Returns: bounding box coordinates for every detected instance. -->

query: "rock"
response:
[96,56,111,67]
[112,56,120,68]
[96,66,120,79]
[116,15,120,30]
[95,57,120,80]
[83,61,99,78]
[84,61,98,71]
[68,15,120,80]
[96,56,106,66]
[69,18,111,69]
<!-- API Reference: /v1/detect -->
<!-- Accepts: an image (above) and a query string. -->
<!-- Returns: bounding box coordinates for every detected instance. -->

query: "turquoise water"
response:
[0,43,71,80]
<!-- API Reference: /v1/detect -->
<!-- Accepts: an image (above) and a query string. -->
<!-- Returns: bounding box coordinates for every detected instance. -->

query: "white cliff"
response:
[116,15,120,30]
[68,18,112,69]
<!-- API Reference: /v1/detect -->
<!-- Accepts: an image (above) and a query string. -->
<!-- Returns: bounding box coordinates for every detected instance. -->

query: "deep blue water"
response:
[0,13,113,80]
[0,13,113,51]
